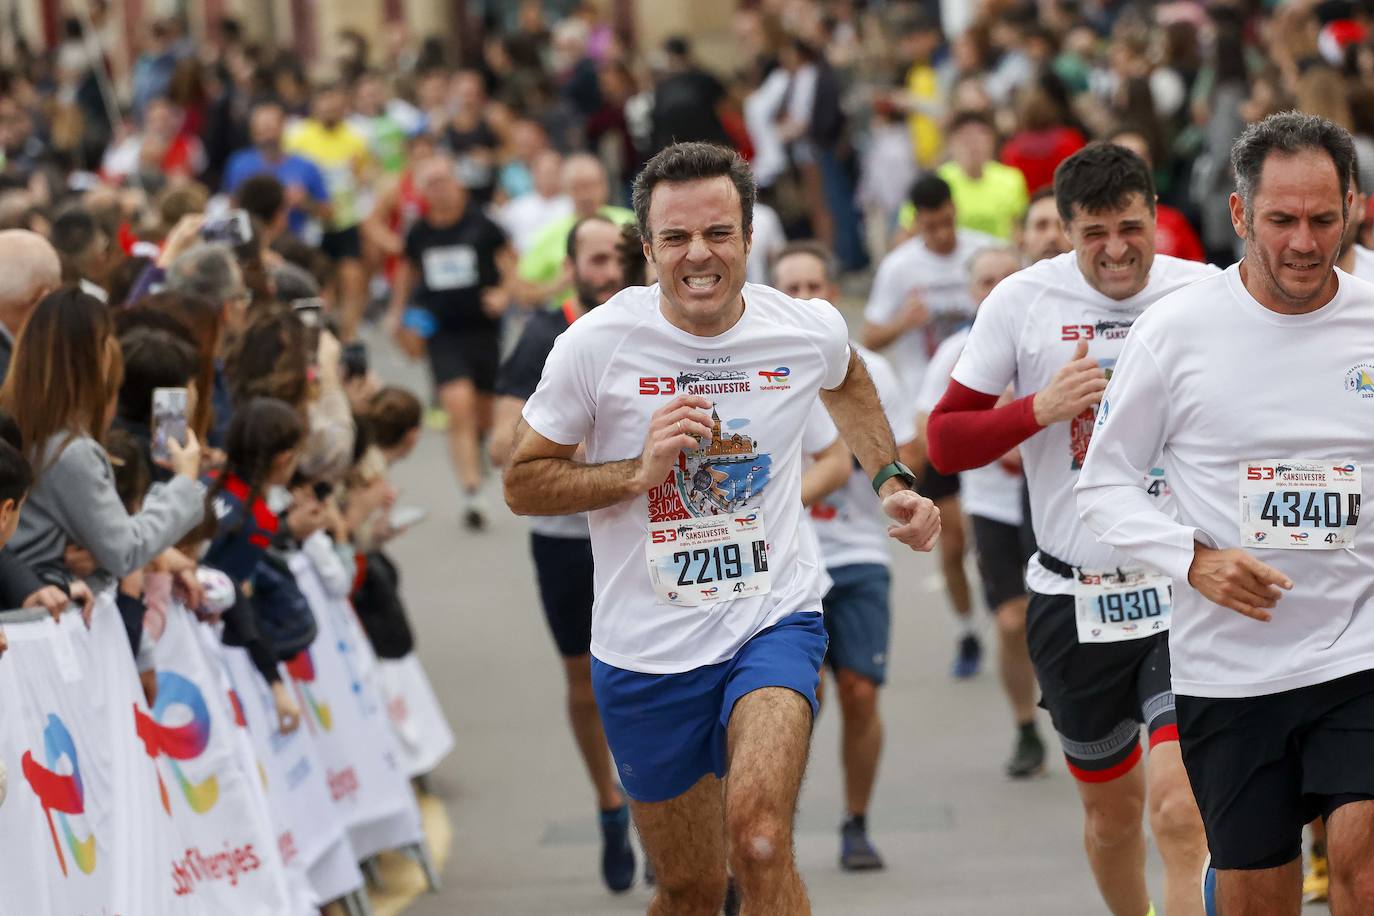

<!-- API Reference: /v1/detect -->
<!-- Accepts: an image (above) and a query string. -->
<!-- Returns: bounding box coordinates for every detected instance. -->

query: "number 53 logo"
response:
[639,377,677,395]
[1247,466,1276,480]
[651,529,677,544]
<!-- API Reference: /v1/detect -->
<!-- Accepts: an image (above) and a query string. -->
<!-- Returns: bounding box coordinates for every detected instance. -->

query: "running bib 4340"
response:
[1074,569,1172,643]
[646,512,771,607]
[1239,460,1361,549]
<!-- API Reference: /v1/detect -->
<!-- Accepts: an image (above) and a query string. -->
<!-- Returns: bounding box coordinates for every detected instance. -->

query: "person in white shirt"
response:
[926,142,1218,916]
[1336,167,1374,282]
[773,240,913,871]
[916,245,1047,779]
[503,143,940,913]
[861,174,1001,680]
[1077,112,1374,915]
[496,150,573,255]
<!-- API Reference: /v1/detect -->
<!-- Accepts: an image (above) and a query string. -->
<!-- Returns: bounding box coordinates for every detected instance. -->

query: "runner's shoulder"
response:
[1130,265,1230,344]
[1149,253,1222,293]
[744,282,848,343]
[551,285,658,348]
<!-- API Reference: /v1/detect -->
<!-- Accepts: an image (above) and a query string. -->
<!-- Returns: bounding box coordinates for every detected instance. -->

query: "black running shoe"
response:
[1005,727,1046,779]
[840,815,885,871]
[462,507,487,531]
[951,634,983,679]
[599,806,636,893]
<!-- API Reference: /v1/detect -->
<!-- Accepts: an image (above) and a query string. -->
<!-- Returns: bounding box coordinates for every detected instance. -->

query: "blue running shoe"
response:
[840,815,885,871]
[952,634,983,679]
[1202,853,1218,916]
[600,806,636,893]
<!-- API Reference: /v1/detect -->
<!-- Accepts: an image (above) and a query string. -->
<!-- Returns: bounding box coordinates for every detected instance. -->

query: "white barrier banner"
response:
[146,604,294,913]
[288,550,423,860]
[378,653,455,778]
[0,598,170,916]
[219,645,363,906]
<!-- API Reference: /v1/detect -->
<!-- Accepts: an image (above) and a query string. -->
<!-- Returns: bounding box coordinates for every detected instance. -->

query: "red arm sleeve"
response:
[925,379,1044,474]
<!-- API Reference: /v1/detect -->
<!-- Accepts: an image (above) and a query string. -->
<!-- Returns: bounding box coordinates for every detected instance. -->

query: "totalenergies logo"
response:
[285,650,333,732]
[21,713,97,876]
[758,367,791,388]
[134,671,218,816]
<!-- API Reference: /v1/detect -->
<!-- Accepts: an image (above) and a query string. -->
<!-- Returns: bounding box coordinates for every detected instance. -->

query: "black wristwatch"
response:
[871,461,917,495]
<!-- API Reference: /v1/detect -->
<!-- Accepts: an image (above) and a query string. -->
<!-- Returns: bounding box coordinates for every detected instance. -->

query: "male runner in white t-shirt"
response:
[862,174,1001,679]
[1078,111,1374,915]
[503,142,940,914]
[926,143,1218,916]
[916,245,1045,779]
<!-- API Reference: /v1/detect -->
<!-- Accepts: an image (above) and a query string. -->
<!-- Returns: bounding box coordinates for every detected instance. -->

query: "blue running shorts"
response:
[591,611,827,803]
[821,563,891,685]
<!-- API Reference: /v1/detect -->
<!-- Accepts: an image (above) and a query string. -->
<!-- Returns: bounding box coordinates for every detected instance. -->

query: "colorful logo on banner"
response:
[21,713,97,877]
[133,671,219,815]
[285,649,333,732]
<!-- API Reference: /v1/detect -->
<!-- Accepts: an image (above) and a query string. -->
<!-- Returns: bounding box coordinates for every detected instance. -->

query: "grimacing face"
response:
[643,175,751,335]
[1064,192,1156,301]
[1232,148,1350,312]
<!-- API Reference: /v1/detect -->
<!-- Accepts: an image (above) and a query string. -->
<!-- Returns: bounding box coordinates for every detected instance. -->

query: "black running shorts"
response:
[1025,591,1177,782]
[1176,669,1374,870]
[530,533,594,658]
[970,514,1034,610]
[918,463,961,502]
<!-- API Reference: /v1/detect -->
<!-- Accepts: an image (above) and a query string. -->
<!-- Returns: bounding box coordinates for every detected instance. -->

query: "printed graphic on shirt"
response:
[422,245,478,290]
[1345,362,1374,398]
[648,405,772,522]
[1070,357,1116,470]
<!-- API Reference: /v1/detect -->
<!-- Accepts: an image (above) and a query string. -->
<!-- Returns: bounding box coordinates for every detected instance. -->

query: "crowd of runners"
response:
[7,0,1374,913]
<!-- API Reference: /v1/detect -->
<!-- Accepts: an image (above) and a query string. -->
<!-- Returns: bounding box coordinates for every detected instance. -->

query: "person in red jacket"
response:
[1001,77,1086,194]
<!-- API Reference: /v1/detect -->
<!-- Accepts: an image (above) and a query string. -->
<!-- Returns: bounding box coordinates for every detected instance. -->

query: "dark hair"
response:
[632,142,756,242]
[207,396,306,537]
[104,427,150,513]
[618,224,647,286]
[948,109,996,135]
[0,408,29,505]
[774,239,835,283]
[1231,111,1355,220]
[567,214,620,260]
[909,173,953,211]
[0,439,32,505]
[225,306,309,408]
[50,208,102,259]
[121,293,220,441]
[1053,142,1156,223]
[367,386,422,450]
[234,175,286,228]
[117,327,199,426]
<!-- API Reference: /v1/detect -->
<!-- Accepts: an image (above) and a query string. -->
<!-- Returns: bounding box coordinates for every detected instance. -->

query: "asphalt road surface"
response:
[373,331,1171,916]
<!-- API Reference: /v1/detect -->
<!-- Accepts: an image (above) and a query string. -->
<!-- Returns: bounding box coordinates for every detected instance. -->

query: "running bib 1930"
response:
[646,511,771,607]
[1074,569,1172,643]
[1239,459,1361,549]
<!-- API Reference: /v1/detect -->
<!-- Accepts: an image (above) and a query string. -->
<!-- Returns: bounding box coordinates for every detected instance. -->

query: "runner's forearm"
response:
[504,456,643,516]
[819,352,899,479]
[926,380,1042,474]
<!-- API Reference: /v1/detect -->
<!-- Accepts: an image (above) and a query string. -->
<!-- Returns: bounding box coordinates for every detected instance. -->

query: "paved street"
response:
[373,334,1170,915]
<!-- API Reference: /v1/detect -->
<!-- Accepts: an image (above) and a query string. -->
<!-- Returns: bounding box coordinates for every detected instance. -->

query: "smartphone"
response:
[389,506,428,531]
[292,298,324,362]
[200,209,253,247]
[151,387,189,464]
[341,341,368,380]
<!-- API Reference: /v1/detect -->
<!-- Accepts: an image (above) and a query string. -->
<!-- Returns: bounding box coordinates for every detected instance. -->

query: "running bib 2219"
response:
[646,511,771,607]
[1239,460,1361,549]
[1074,568,1173,644]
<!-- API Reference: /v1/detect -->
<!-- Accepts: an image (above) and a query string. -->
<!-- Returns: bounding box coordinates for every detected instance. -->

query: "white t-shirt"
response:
[1077,265,1374,698]
[746,202,786,285]
[917,327,1024,526]
[951,252,1219,596]
[522,282,852,673]
[811,345,916,569]
[1351,244,1374,282]
[864,228,1001,401]
[497,193,574,254]
[799,402,841,592]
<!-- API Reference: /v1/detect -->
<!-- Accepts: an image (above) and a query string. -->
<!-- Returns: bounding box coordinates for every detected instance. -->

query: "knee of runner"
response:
[1331,854,1374,904]
[836,671,879,713]
[1146,781,1202,842]
[1083,797,1145,849]
[995,602,1028,635]
[728,812,789,869]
